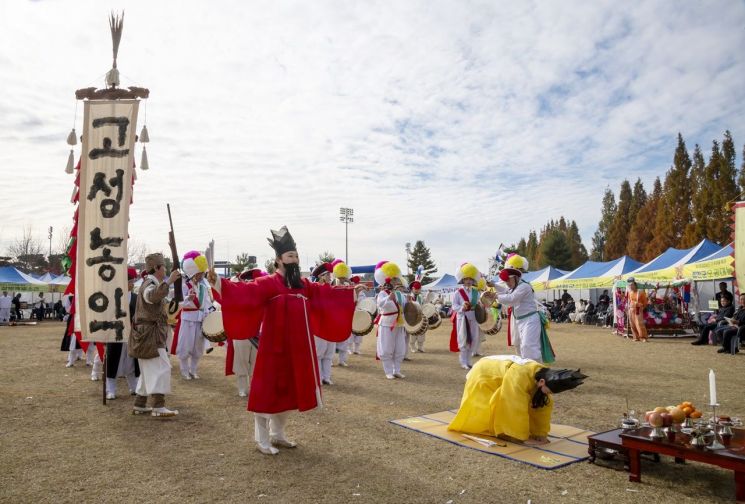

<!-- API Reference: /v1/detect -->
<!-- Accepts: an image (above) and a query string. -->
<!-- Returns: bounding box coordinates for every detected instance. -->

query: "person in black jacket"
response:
[692,296,734,345]
[717,293,745,354]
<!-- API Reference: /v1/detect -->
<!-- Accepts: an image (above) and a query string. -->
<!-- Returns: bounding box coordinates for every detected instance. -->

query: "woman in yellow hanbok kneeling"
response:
[448,355,586,445]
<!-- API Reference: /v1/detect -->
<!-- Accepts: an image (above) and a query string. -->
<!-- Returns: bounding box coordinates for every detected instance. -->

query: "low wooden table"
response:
[620,426,745,502]
[587,428,660,469]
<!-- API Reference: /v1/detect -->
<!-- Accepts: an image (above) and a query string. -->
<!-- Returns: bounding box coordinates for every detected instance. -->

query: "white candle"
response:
[709,369,717,406]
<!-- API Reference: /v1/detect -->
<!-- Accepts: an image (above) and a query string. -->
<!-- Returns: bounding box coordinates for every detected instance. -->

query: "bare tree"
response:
[7,226,47,273]
[127,239,149,266]
[7,225,44,258]
[55,225,72,255]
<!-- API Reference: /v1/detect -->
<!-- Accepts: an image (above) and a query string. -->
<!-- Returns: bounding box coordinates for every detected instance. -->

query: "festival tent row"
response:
[545,256,643,290]
[0,266,48,292]
[624,239,723,282]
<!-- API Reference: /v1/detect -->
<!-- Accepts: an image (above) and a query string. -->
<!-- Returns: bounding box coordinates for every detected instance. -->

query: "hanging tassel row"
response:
[140,145,149,170]
[66,128,77,146]
[65,149,75,174]
[139,125,149,143]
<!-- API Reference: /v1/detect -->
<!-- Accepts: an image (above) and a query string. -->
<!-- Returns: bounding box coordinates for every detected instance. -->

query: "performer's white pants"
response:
[136,348,172,396]
[176,320,205,376]
[377,326,406,376]
[106,375,138,396]
[233,339,258,395]
[404,333,410,359]
[254,411,291,448]
[106,344,138,395]
[66,339,83,366]
[352,335,364,354]
[410,332,426,352]
[456,314,480,366]
[0,308,10,322]
[471,331,483,356]
[516,314,543,363]
[92,353,103,379]
[336,335,353,365]
[315,336,335,381]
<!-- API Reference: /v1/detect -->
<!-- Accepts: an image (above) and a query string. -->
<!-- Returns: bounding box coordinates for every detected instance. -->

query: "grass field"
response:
[1,321,743,503]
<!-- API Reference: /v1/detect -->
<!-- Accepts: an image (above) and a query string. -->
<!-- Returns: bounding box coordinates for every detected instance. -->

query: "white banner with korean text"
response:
[78,99,138,342]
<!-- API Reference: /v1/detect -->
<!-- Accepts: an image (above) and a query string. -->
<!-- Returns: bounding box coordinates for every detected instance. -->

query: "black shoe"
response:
[691,341,704,345]
[717,348,726,353]
[206,347,214,354]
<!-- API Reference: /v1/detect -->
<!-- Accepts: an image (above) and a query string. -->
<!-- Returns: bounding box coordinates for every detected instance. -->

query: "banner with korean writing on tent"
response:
[77,99,138,343]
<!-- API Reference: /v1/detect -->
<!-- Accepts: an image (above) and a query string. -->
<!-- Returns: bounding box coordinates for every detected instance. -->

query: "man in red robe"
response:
[208,226,365,455]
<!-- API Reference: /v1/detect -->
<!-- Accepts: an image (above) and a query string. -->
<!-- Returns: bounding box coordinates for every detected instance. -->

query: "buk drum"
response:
[403,302,426,335]
[357,297,378,318]
[422,303,441,329]
[201,310,227,343]
[478,307,502,335]
[352,309,374,336]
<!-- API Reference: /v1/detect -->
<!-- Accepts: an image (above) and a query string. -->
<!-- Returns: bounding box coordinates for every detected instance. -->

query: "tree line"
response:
[511,130,743,270]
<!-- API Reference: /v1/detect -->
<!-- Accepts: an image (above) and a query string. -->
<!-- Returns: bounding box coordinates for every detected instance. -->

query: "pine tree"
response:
[628,178,647,227]
[264,258,276,274]
[668,133,693,246]
[628,178,662,261]
[566,220,588,269]
[516,238,527,258]
[604,180,633,259]
[685,144,709,247]
[590,188,616,260]
[317,251,335,265]
[526,231,539,268]
[406,240,437,284]
[712,131,738,244]
[538,230,573,270]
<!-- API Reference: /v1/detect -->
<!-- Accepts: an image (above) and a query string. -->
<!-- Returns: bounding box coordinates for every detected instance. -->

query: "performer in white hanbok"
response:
[494,255,554,364]
[375,260,408,379]
[350,275,366,354]
[0,291,11,323]
[331,260,354,367]
[175,251,212,380]
[450,262,482,370]
[311,263,336,385]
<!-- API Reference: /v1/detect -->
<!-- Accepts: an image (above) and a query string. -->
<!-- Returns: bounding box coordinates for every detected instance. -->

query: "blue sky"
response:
[0,0,744,274]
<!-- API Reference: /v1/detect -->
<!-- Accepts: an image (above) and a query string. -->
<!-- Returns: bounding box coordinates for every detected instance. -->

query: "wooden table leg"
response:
[735,470,744,503]
[628,448,641,483]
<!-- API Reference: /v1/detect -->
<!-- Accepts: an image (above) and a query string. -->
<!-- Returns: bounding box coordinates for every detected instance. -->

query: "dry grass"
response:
[1,321,743,504]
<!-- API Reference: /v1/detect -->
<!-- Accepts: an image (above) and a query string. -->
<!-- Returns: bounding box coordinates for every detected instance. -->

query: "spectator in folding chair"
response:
[717,293,745,355]
[691,296,733,345]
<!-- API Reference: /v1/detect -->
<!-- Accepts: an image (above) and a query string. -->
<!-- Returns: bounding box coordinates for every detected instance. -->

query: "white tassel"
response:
[65,150,74,174]
[139,125,149,143]
[106,67,120,88]
[66,128,77,146]
[140,146,149,170]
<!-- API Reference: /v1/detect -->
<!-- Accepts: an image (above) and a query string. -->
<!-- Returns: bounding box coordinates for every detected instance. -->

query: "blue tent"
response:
[629,239,721,275]
[522,266,569,284]
[0,266,48,291]
[694,243,733,262]
[421,273,458,291]
[350,265,376,274]
[557,255,643,281]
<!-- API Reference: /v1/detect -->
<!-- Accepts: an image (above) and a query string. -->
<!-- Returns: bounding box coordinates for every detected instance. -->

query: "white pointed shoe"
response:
[338,362,349,367]
[65,362,74,368]
[151,407,179,417]
[271,436,297,448]
[132,406,153,415]
[181,374,192,380]
[91,375,100,381]
[106,393,116,400]
[238,391,248,398]
[393,372,406,379]
[385,374,395,380]
[257,443,279,455]
[189,373,200,380]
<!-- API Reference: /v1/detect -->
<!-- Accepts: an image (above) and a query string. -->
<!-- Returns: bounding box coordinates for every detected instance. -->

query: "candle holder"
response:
[707,404,726,451]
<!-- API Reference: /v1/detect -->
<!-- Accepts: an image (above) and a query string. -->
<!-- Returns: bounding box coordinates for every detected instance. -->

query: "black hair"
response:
[531,368,550,409]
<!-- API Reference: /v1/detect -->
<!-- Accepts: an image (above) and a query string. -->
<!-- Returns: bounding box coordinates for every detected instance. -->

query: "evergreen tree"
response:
[648,134,692,253]
[685,144,708,247]
[526,231,539,268]
[712,131,738,243]
[628,178,662,261]
[516,238,527,258]
[264,258,276,274]
[317,251,335,265]
[231,252,257,274]
[566,220,588,269]
[406,240,437,284]
[590,188,616,260]
[628,178,647,226]
[604,180,632,259]
[538,230,573,270]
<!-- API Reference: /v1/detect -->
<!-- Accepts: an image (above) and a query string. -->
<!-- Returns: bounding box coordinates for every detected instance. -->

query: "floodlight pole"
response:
[339,207,354,264]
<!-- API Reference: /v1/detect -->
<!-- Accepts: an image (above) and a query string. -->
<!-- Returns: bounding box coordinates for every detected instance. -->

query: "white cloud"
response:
[0,0,743,274]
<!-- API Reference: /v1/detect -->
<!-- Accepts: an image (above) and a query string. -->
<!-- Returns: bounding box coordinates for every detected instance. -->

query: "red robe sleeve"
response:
[217,277,271,343]
[307,281,355,343]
